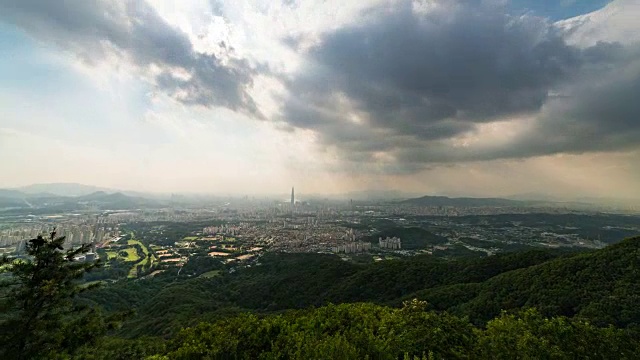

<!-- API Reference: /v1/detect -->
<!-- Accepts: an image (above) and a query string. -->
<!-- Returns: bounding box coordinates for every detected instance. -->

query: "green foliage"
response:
[72,336,166,360]
[450,237,640,327]
[78,247,577,337]
[325,248,564,305]
[0,230,108,359]
[156,303,638,359]
[180,255,224,277]
[476,308,639,359]
[162,302,476,359]
[80,237,640,339]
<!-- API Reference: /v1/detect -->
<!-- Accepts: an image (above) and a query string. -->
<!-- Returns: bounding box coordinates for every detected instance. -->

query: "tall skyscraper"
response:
[290,187,295,206]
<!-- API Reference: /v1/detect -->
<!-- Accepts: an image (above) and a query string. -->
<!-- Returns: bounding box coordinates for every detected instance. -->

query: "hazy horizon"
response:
[2,182,639,205]
[2,0,640,199]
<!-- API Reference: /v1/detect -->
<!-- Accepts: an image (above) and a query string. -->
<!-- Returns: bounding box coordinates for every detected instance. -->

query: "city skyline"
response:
[1,1,640,199]
[4,182,640,207]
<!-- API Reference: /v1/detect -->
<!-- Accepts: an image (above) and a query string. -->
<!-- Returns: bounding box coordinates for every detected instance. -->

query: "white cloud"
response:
[557,0,640,47]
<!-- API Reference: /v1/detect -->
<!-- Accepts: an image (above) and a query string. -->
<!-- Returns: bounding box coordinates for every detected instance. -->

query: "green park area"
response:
[183,236,198,241]
[102,238,152,278]
[121,248,140,262]
[104,248,138,262]
[128,239,149,256]
[127,238,157,278]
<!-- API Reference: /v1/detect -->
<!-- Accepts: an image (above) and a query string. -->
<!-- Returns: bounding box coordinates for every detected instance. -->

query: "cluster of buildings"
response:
[379,236,402,249]
[0,223,118,254]
[197,217,404,256]
[203,225,240,236]
[56,225,117,249]
[332,241,372,253]
[0,226,47,252]
[261,220,373,253]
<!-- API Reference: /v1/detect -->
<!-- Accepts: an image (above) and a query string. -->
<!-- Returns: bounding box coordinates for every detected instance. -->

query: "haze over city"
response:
[1,0,639,200]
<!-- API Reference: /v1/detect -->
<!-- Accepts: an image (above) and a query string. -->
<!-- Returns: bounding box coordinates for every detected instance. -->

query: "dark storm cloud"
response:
[517,58,640,155]
[282,0,637,172]
[0,0,260,115]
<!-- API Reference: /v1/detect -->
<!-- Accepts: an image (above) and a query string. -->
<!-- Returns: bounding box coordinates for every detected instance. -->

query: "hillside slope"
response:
[81,237,640,338]
[413,236,640,327]
[82,248,576,336]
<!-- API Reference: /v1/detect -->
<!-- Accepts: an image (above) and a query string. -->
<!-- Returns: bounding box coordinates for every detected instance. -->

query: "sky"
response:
[1,0,639,199]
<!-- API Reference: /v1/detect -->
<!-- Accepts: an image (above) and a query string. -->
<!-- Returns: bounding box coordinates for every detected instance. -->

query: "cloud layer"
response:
[280,0,640,172]
[1,0,639,176]
[0,0,260,115]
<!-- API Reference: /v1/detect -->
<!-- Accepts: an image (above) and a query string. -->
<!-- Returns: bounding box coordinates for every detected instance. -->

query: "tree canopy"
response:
[0,230,108,359]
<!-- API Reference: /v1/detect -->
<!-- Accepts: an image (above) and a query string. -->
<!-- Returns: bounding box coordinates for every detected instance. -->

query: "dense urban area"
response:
[2,188,639,283]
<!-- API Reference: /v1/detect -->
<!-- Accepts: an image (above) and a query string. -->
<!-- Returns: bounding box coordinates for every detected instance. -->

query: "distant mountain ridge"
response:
[16,183,115,197]
[76,191,155,206]
[3,183,635,208]
[400,195,527,207]
[0,189,29,199]
[0,186,160,211]
[6,183,162,199]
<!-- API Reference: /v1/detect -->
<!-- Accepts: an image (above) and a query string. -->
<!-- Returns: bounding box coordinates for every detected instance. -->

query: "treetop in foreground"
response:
[0,230,108,360]
[154,302,638,359]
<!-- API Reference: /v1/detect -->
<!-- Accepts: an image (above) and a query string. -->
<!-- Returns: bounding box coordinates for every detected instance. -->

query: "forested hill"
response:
[81,249,569,336]
[81,237,640,339]
[415,236,640,327]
